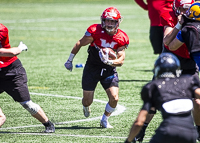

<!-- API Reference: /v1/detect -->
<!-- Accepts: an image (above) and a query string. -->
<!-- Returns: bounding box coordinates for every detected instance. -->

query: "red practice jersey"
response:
[87,24,129,51]
[161,10,190,59]
[135,0,173,26]
[0,24,18,68]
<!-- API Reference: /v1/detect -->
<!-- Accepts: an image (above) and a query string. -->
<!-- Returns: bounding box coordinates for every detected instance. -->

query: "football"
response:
[102,48,117,60]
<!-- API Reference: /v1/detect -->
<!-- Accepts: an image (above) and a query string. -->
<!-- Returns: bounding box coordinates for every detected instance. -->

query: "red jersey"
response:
[135,0,173,26]
[87,24,129,51]
[0,23,18,68]
[161,9,190,59]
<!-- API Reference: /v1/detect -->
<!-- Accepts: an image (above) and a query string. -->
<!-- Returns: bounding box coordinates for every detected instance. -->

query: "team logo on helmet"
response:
[186,2,200,21]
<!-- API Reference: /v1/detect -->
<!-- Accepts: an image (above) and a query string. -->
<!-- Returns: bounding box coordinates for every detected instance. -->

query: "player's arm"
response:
[71,35,94,55]
[163,15,183,46]
[0,41,28,57]
[168,31,184,51]
[125,110,148,143]
[112,46,126,67]
[0,108,6,127]
[65,35,94,71]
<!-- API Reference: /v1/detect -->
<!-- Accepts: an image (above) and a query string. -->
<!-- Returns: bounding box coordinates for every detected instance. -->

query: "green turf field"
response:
[0,0,164,142]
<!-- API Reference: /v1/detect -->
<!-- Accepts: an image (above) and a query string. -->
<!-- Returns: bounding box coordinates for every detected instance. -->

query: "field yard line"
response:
[0,92,126,130]
[1,15,146,24]
[0,132,127,139]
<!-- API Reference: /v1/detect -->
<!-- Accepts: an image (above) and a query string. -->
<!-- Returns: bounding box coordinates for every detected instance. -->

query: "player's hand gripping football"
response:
[99,48,113,66]
[18,41,28,51]
[64,60,73,72]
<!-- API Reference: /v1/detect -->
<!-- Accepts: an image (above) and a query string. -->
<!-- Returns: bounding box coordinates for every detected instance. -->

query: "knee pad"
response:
[105,103,115,113]
[20,100,40,115]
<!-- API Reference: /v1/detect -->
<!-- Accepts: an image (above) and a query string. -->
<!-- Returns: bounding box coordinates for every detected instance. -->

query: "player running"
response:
[65,7,129,128]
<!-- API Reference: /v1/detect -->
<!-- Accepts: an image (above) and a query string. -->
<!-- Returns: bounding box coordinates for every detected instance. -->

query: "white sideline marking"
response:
[0,132,127,139]
[0,92,126,130]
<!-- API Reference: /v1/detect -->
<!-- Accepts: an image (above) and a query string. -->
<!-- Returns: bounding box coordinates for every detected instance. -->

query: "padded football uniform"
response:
[176,16,200,70]
[161,9,199,74]
[82,24,129,91]
[0,23,30,102]
[142,75,199,143]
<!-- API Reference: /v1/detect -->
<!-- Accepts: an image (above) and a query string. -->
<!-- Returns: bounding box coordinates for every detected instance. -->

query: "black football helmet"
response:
[153,53,181,78]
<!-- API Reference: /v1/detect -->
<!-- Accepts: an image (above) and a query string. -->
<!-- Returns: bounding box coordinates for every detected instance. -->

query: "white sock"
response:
[101,114,108,121]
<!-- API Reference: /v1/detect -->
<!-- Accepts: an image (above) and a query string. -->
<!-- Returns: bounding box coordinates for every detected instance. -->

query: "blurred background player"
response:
[0,107,6,127]
[125,53,199,143]
[168,2,200,70]
[134,0,173,55]
[0,23,55,133]
[65,7,129,128]
[134,0,200,142]
[167,2,200,140]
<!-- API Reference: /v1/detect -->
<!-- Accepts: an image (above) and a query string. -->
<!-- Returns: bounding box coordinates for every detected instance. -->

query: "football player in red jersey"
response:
[135,0,173,55]
[65,7,129,128]
[134,0,200,142]
[0,23,55,133]
[0,107,6,127]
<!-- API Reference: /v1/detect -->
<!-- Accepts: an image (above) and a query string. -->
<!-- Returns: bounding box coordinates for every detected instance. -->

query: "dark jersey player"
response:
[65,7,129,128]
[125,53,199,143]
[168,2,200,71]
[0,23,55,133]
[134,0,200,142]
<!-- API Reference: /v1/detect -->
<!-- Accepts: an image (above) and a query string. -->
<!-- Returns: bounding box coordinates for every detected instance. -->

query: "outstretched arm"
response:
[0,41,28,57]
[64,35,93,71]
[125,110,148,143]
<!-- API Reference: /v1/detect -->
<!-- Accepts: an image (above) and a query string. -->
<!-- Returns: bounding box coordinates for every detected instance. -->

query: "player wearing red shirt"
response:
[0,23,55,132]
[135,0,173,54]
[65,7,129,128]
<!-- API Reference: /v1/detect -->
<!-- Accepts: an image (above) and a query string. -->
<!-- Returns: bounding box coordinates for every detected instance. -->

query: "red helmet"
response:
[173,0,194,16]
[101,7,122,32]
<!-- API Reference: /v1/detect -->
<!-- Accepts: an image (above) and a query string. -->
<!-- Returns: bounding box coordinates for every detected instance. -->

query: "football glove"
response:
[99,49,113,66]
[64,60,73,72]
[18,41,28,51]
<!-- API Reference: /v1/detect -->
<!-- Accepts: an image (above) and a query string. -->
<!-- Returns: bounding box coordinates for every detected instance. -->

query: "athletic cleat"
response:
[100,120,113,128]
[44,123,55,133]
[83,106,91,117]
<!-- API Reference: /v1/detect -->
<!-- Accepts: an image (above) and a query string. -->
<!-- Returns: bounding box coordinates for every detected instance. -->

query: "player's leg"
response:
[0,107,6,127]
[82,90,94,117]
[100,71,119,128]
[81,64,99,118]
[100,86,118,128]
[149,26,164,55]
[3,60,55,133]
[19,100,55,133]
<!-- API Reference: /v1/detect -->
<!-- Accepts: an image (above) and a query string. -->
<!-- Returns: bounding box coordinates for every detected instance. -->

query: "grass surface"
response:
[0,0,165,142]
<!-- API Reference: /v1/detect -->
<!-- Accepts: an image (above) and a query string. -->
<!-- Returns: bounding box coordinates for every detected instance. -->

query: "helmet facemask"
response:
[101,18,122,33]
[100,7,122,33]
[173,0,194,16]
[153,53,181,79]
